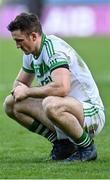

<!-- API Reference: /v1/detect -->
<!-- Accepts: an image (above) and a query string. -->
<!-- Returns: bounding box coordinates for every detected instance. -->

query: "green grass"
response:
[0,36,110,179]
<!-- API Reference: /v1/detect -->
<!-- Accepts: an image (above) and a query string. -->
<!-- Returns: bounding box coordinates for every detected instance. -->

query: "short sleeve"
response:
[22,54,35,73]
[48,52,69,73]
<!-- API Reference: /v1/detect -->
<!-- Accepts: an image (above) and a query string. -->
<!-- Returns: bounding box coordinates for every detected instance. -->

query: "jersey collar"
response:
[34,33,46,59]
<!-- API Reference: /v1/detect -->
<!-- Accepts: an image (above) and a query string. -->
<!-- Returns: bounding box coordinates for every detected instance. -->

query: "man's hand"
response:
[12,82,29,101]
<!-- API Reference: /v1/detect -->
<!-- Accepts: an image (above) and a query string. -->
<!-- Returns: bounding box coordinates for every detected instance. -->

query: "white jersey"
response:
[23,33,104,109]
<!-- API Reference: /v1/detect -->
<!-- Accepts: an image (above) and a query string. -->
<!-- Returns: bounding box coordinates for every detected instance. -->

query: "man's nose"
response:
[16,43,21,48]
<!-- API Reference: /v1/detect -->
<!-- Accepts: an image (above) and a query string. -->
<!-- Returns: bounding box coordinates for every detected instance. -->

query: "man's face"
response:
[11,30,37,55]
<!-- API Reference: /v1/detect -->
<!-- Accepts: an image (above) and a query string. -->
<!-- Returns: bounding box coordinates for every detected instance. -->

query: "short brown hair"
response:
[7,12,42,35]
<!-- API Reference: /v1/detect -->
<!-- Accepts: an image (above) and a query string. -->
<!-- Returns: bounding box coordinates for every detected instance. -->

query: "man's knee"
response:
[3,95,14,116]
[42,96,63,118]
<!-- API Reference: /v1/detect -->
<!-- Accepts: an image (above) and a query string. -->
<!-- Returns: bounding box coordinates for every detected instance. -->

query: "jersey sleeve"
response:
[44,37,70,73]
[22,54,35,73]
[49,52,69,73]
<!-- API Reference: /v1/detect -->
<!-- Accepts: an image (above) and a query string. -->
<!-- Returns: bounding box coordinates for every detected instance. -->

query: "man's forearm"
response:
[27,82,68,98]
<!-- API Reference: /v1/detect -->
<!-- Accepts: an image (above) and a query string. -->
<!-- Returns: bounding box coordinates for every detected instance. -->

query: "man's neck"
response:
[33,34,42,57]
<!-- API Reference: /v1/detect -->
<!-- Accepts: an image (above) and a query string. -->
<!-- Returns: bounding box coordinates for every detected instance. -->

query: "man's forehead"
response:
[11,30,26,39]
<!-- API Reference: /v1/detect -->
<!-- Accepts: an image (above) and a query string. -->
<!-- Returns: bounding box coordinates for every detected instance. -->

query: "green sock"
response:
[28,120,57,143]
[74,130,92,148]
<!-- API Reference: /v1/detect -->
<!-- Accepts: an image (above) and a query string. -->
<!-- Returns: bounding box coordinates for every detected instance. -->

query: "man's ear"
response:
[31,32,37,41]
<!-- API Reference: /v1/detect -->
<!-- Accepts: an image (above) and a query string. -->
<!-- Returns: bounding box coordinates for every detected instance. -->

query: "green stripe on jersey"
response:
[22,67,35,73]
[44,39,55,58]
[45,43,51,58]
[47,39,55,54]
[84,106,99,117]
[50,61,68,71]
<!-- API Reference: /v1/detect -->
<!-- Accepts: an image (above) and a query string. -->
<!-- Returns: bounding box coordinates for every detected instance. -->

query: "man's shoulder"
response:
[46,34,62,42]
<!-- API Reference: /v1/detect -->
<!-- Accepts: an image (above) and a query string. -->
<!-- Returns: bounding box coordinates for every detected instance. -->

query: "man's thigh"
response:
[15,97,55,130]
[15,97,43,115]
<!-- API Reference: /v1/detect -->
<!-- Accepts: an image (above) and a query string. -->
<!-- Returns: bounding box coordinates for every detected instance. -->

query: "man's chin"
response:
[22,49,33,55]
[24,51,31,55]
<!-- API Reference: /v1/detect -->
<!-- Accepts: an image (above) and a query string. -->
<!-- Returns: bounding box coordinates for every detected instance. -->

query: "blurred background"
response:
[0,0,110,37]
[0,1,110,178]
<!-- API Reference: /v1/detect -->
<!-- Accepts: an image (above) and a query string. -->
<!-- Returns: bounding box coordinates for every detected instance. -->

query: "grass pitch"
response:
[0,36,110,179]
